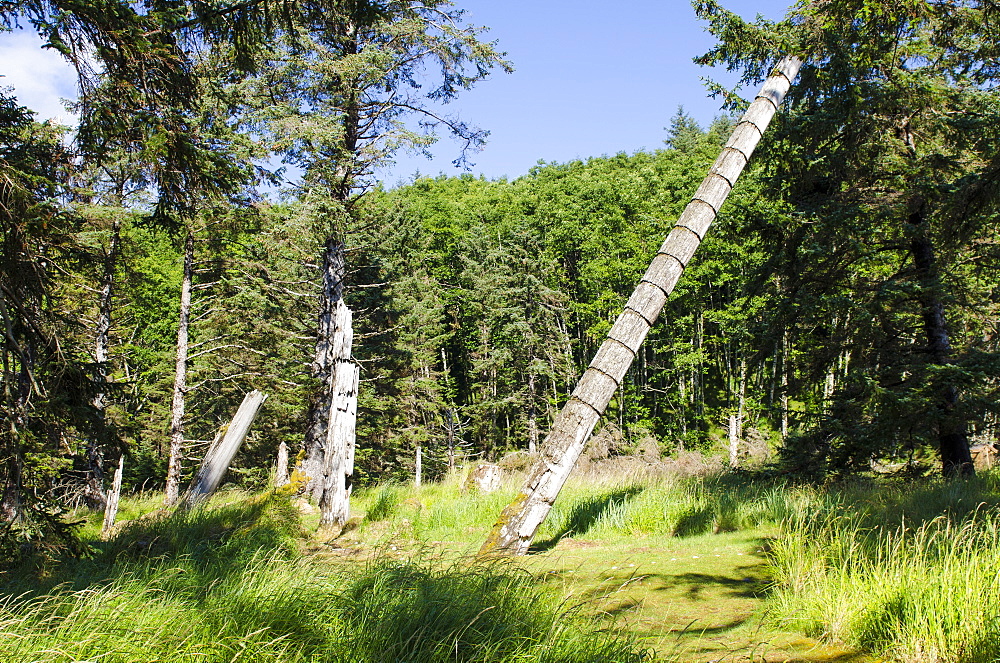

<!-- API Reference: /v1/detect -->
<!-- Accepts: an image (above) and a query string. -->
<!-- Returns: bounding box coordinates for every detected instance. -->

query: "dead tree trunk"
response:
[184,390,268,507]
[275,441,290,487]
[300,238,347,501]
[480,56,802,555]
[86,219,121,510]
[318,341,359,528]
[101,455,124,538]
[165,230,194,506]
[729,413,740,468]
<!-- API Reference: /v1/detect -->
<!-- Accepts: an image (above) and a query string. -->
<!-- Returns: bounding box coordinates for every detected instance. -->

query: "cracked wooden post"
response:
[480,56,803,555]
[100,455,124,538]
[184,389,267,507]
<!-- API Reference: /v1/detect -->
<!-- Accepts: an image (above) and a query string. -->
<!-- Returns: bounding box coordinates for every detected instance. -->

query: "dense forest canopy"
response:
[2,0,999,554]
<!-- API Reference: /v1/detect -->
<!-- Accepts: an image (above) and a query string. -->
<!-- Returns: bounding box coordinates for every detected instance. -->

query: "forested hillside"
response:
[2,0,999,561]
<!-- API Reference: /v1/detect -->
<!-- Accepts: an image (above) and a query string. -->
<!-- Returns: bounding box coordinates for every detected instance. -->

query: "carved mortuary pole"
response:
[480,56,803,555]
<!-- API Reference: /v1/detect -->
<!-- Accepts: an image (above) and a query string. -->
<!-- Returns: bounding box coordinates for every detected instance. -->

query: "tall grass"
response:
[767,474,1000,663]
[353,471,797,547]
[0,490,647,662]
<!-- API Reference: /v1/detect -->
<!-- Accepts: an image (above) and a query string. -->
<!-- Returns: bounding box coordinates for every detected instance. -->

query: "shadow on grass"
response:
[530,486,643,552]
[650,569,769,600]
[1,492,304,598]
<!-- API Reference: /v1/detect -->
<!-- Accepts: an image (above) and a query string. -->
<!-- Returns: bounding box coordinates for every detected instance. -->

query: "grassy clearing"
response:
[0,490,645,663]
[5,468,1000,662]
[351,469,1000,662]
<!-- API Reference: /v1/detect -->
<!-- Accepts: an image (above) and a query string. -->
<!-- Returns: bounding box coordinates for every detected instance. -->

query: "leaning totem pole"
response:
[481,56,803,555]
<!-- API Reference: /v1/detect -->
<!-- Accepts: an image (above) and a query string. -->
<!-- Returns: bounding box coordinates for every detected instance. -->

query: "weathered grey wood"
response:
[636,257,678,294]
[275,441,290,487]
[184,389,267,507]
[676,201,717,239]
[660,226,702,264]
[693,173,733,214]
[87,219,121,511]
[300,240,347,500]
[415,443,423,488]
[608,310,652,353]
[711,148,749,186]
[100,455,124,538]
[758,76,792,109]
[590,340,636,383]
[573,369,620,412]
[319,358,359,527]
[165,230,194,506]
[729,414,739,468]
[480,55,802,556]
[725,122,764,159]
[743,100,779,132]
[626,281,668,323]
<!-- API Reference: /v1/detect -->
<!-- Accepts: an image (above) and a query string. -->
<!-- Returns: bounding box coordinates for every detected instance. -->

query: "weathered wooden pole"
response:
[100,455,124,538]
[275,441,290,487]
[318,332,360,528]
[184,389,267,507]
[480,56,803,555]
[164,230,194,506]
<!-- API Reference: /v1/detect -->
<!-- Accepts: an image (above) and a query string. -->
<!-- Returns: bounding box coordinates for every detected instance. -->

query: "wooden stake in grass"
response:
[100,455,124,538]
[480,56,803,555]
[184,389,267,507]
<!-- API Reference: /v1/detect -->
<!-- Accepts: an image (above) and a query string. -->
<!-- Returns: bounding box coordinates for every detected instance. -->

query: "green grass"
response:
[7,468,1000,662]
[352,469,1000,662]
[0,489,647,663]
[767,474,1000,663]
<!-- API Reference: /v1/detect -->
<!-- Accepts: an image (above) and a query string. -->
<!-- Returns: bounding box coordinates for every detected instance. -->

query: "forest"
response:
[2,1,1000,662]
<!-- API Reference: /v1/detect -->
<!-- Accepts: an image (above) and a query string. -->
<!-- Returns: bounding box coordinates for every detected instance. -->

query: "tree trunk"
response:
[907,206,974,477]
[780,329,790,439]
[527,370,539,454]
[318,351,359,528]
[165,230,194,506]
[301,238,347,500]
[729,413,739,468]
[101,455,124,538]
[480,56,802,555]
[415,443,422,488]
[86,219,121,510]
[184,390,268,507]
[445,407,457,470]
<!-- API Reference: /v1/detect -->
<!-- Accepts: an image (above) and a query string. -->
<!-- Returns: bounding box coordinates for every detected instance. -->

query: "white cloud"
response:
[0,29,78,126]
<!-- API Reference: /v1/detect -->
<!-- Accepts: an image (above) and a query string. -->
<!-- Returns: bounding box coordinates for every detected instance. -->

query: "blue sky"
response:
[0,0,795,185]
[384,0,794,183]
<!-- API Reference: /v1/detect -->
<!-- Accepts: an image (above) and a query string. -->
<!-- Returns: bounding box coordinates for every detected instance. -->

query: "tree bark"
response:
[907,206,974,477]
[415,443,422,488]
[729,413,740,468]
[300,238,347,501]
[318,351,359,528]
[165,230,194,506]
[527,370,539,454]
[275,441,290,487]
[480,56,802,555]
[184,389,267,507]
[86,219,121,510]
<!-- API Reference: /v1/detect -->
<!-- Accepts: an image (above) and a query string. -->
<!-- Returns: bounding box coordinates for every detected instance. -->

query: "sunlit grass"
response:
[1,489,647,663]
[767,473,1000,663]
